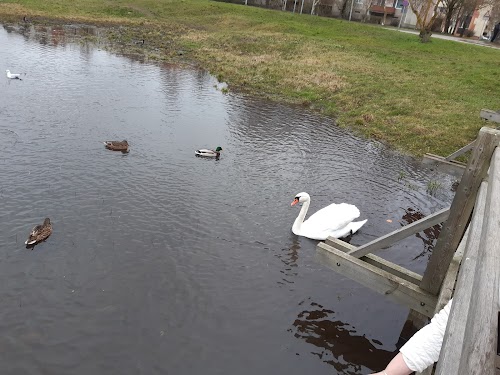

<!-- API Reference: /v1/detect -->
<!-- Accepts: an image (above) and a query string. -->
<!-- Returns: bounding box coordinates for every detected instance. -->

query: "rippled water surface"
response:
[0,24,454,375]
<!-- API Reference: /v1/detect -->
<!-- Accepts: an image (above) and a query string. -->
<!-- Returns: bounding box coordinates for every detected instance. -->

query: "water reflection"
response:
[3,23,98,50]
[275,238,300,288]
[290,299,396,374]
[400,208,442,260]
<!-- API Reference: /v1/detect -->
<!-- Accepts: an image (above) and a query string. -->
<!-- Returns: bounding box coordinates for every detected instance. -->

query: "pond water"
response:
[0,24,454,375]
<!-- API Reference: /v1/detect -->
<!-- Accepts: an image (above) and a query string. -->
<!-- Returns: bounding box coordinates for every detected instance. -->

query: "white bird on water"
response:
[6,70,23,80]
[290,192,367,240]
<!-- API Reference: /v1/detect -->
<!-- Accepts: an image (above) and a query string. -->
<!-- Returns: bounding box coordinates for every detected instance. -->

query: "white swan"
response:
[291,192,367,240]
[6,70,23,80]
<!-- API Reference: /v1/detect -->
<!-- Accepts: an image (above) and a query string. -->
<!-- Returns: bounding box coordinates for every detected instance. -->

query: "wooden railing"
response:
[316,126,500,374]
[437,147,500,374]
[422,109,500,178]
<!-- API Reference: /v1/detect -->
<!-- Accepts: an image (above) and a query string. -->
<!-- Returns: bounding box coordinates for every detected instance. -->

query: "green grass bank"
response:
[1,0,499,156]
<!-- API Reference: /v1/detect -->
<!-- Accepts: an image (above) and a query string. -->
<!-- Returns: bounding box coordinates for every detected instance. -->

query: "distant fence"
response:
[212,0,350,19]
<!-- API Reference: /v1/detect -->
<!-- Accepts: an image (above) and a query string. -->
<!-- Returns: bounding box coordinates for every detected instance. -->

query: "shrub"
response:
[464,29,475,38]
[367,15,383,24]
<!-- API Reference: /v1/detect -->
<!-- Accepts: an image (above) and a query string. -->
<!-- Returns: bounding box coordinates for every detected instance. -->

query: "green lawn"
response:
[1,0,499,156]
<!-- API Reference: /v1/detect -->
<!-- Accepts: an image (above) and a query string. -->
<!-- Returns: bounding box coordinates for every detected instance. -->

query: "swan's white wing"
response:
[301,203,360,236]
[329,219,368,239]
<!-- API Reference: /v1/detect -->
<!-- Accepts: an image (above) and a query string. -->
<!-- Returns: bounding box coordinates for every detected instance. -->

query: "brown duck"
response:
[25,218,52,245]
[104,140,129,152]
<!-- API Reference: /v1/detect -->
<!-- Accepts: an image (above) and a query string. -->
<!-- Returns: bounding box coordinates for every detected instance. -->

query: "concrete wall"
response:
[470,5,492,37]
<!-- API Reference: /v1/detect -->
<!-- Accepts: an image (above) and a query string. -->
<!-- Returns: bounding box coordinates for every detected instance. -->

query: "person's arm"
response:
[369,299,452,375]
[369,352,412,375]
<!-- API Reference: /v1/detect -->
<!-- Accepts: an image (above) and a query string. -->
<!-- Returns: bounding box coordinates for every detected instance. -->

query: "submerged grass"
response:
[1,0,499,156]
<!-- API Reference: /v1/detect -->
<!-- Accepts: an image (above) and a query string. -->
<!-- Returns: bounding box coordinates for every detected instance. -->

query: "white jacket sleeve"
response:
[399,299,452,372]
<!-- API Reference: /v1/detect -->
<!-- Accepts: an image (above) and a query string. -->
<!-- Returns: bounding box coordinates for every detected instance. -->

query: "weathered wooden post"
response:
[433,181,488,374]
[458,147,500,374]
[411,127,500,375]
[420,127,500,295]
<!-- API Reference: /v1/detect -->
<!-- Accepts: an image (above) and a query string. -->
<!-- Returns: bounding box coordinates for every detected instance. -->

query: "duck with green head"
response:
[195,146,222,158]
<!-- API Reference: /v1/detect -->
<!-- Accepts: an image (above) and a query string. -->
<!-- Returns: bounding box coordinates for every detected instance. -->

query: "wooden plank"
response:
[458,148,500,374]
[435,181,488,375]
[480,109,500,124]
[325,237,355,252]
[316,242,437,317]
[445,140,475,161]
[434,226,469,313]
[421,127,500,295]
[361,255,422,286]
[347,208,450,259]
[325,237,422,285]
[422,153,466,178]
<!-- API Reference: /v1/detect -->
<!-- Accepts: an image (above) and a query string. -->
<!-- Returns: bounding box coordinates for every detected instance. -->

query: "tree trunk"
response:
[310,0,317,15]
[444,6,454,34]
[460,14,471,36]
[452,5,463,35]
[340,0,349,18]
[362,0,371,21]
[419,29,432,42]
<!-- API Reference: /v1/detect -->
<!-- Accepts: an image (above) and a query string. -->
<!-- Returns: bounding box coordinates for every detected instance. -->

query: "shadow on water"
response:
[401,207,442,260]
[289,299,397,374]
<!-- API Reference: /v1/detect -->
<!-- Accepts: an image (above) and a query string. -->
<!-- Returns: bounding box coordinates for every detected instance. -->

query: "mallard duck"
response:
[195,146,222,158]
[104,140,129,152]
[25,218,52,245]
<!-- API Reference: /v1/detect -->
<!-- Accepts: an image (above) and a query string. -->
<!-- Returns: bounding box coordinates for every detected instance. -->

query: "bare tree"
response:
[441,0,498,34]
[311,0,321,14]
[362,0,376,21]
[441,0,463,33]
[491,0,500,20]
[408,0,442,41]
[459,0,481,35]
[340,0,352,17]
[478,0,500,33]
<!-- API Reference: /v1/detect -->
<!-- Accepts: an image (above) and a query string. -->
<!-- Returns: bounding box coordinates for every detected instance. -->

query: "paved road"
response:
[385,27,500,49]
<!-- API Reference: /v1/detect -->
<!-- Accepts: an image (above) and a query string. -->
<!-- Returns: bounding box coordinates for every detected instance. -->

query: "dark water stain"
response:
[290,299,397,374]
[0,24,455,375]
[401,208,442,261]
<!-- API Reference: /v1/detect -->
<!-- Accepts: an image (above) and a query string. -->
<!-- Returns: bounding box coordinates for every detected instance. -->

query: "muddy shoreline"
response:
[1,16,202,71]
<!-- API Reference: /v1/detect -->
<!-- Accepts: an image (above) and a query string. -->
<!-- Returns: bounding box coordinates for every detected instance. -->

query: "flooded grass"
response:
[426,180,443,196]
[1,0,499,157]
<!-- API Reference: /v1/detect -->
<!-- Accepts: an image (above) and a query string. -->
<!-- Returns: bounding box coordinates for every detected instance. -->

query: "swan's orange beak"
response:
[291,198,299,206]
